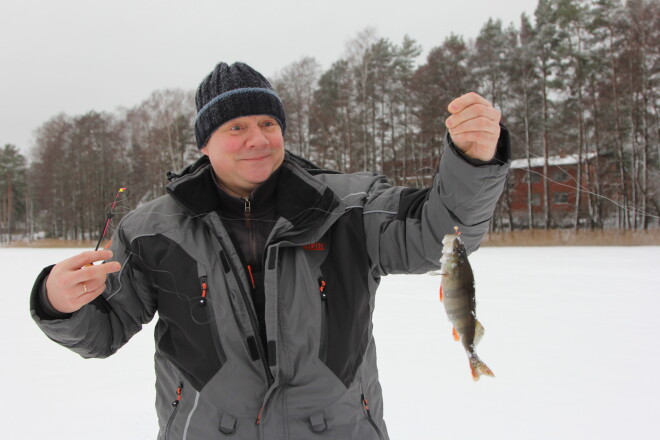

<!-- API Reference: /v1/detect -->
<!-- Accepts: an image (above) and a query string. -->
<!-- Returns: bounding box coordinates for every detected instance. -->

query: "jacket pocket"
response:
[361,392,384,440]
[165,381,184,440]
[318,275,329,364]
[190,276,211,324]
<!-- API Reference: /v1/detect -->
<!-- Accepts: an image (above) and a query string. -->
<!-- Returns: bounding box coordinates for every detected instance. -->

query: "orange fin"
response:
[469,354,495,381]
[452,327,460,341]
[439,285,444,302]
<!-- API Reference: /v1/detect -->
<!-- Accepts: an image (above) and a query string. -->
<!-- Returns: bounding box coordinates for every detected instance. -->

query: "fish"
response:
[439,227,494,381]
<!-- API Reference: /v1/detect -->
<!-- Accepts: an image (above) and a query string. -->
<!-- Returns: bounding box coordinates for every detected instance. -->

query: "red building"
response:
[382,151,622,228]
[506,153,600,227]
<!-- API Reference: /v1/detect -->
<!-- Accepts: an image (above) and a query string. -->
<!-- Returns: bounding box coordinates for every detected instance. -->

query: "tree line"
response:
[1,0,657,243]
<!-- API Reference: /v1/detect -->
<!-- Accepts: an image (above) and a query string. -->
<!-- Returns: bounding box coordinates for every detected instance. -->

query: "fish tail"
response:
[469,354,495,381]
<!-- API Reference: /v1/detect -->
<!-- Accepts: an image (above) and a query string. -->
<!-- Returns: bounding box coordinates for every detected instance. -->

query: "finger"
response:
[72,284,107,308]
[446,104,500,129]
[451,131,498,144]
[70,260,121,284]
[449,133,499,159]
[48,258,119,310]
[448,92,492,114]
[59,250,114,271]
[448,117,501,136]
[75,278,107,296]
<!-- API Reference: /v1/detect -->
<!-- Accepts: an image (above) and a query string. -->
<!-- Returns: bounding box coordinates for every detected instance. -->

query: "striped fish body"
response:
[439,231,494,381]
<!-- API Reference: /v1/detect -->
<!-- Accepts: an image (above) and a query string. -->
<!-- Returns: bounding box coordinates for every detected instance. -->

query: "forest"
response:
[1,0,658,243]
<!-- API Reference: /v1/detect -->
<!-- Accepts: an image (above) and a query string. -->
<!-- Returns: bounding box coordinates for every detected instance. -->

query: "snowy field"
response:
[2,246,658,439]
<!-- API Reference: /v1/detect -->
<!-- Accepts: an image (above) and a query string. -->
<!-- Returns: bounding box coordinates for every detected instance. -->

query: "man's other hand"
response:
[445,92,501,162]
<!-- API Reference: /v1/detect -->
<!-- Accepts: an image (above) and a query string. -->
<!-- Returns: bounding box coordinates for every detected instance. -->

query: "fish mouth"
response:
[440,232,461,267]
[442,234,457,246]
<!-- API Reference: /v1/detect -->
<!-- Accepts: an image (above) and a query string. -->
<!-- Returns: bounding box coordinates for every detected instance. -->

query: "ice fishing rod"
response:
[94,187,127,251]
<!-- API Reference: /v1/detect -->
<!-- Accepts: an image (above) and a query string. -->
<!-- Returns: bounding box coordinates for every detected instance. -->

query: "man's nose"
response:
[245,125,270,147]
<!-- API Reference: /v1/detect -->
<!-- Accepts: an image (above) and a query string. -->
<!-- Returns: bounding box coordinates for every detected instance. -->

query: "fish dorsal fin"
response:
[474,320,485,346]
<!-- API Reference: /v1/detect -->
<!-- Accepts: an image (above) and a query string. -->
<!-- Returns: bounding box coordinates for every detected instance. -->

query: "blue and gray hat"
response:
[194,62,286,149]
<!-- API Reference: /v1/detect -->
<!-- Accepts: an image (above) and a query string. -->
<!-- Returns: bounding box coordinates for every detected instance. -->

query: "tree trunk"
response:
[608,26,630,229]
[7,177,12,243]
[541,47,551,230]
[573,29,584,231]
[522,67,534,229]
[589,74,604,228]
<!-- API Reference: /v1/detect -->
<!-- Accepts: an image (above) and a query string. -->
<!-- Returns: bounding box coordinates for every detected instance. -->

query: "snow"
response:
[2,246,659,439]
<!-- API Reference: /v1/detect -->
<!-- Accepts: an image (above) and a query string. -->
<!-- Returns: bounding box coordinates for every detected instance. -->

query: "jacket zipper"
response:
[360,387,384,440]
[318,276,328,363]
[242,196,259,264]
[239,195,274,387]
[165,382,183,440]
[219,203,274,387]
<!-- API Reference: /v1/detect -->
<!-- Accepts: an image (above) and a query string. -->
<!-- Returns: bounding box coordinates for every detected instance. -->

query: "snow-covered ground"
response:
[2,246,658,439]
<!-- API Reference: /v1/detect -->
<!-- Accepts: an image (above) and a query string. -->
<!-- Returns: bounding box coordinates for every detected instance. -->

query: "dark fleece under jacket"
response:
[212,168,281,351]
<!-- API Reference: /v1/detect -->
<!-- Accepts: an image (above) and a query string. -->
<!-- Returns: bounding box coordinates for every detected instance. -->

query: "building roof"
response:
[510,152,598,169]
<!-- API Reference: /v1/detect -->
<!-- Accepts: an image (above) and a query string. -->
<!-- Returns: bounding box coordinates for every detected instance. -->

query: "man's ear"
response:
[200,146,208,156]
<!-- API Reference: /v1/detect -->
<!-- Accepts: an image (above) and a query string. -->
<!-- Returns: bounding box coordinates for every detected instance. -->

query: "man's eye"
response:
[230,125,242,131]
[263,120,277,128]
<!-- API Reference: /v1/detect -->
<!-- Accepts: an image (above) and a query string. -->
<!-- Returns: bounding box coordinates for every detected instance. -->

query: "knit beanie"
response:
[194,62,286,149]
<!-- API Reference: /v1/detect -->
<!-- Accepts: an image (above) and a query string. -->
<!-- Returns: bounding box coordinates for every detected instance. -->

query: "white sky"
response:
[0,0,538,157]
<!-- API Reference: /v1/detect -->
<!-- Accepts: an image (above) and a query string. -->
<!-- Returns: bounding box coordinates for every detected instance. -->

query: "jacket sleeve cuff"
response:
[31,265,73,320]
[447,123,511,167]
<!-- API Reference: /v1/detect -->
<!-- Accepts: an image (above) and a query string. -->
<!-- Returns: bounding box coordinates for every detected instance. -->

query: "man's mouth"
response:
[241,154,269,161]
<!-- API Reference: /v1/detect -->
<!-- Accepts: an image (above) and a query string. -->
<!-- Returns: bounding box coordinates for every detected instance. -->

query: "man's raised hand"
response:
[445,92,501,162]
[45,250,121,314]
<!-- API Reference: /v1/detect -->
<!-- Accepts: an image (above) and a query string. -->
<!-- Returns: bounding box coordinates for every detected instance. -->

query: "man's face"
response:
[201,115,285,197]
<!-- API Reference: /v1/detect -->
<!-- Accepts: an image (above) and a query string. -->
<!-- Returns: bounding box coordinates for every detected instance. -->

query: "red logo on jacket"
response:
[303,242,326,251]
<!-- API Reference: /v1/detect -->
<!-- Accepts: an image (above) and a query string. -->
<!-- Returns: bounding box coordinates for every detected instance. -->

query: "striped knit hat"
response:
[194,62,286,149]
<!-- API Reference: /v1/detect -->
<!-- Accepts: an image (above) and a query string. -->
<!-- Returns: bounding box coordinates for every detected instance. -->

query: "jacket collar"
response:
[210,166,280,220]
[166,152,341,236]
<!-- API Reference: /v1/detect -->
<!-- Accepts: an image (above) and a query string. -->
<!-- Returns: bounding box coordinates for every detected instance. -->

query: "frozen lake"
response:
[2,246,658,439]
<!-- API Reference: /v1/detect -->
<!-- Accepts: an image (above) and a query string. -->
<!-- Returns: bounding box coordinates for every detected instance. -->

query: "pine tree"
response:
[0,144,27,243]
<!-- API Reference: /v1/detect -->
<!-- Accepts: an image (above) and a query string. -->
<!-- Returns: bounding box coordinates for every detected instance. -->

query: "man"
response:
[31,61,510,439]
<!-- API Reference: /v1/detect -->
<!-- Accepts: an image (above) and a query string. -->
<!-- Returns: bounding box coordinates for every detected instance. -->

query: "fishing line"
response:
[501,131,660,221]
[104,185,406,238]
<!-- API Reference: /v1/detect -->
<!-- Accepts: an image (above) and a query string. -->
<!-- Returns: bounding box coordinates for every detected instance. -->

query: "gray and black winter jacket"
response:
[31,133,510,440]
